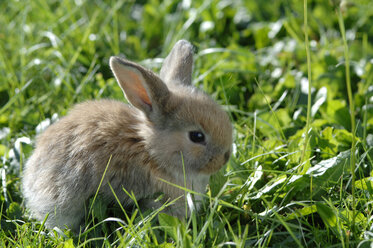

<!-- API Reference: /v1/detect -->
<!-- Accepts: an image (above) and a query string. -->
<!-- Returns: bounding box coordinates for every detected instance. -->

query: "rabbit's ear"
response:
[110,57,170,116]
[160,40,194,86]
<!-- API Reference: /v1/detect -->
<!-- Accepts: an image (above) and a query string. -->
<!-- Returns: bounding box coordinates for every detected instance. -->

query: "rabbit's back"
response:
[23,99,148,229]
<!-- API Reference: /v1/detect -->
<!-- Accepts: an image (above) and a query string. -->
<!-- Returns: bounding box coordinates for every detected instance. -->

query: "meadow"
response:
[1,0,373,247]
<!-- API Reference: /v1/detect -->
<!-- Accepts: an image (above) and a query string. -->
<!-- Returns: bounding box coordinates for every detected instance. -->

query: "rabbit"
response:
[22,40,233,232]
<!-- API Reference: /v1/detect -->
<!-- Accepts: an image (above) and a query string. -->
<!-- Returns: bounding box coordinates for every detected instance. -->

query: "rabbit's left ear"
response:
[160,40,194,86]
[110,57,170,117]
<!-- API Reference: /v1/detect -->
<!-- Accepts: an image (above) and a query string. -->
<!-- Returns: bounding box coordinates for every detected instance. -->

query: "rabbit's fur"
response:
[22,40,232,231]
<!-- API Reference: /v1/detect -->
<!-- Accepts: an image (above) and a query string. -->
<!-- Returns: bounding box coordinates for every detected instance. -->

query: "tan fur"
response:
[22,40,232,231]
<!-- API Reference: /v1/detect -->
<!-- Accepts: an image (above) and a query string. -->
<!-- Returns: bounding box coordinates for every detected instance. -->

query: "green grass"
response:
[1,0,373,247]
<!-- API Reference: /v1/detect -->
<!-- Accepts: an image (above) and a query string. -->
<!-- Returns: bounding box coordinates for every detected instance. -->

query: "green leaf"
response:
[158,213,181,228]
[340,209,366,225]
[252,174,287,199]
[286,150,350,197]
[63,239,75,248]
[158,213,193,247]
[6,202,22,219]
[158,213,182,241]
[318,127,338,157]
[326,100,351,130]
[158,243,176,248]
[286,204,317,220]
[354,177,373,194]
[0,144,6,156]
[334,129,355,151]
[258,108,291,137]
[305,150,350,183]
[316,202,337,228]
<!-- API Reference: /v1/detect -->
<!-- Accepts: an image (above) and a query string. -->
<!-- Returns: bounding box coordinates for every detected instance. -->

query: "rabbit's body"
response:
[23,40,232,231]
[24,100,149,229]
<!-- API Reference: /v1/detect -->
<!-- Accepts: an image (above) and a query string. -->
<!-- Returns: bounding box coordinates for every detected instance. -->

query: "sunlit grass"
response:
[0,0,372,247]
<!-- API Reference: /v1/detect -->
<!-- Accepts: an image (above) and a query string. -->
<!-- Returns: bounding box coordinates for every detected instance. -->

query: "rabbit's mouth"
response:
[199,154,227,174]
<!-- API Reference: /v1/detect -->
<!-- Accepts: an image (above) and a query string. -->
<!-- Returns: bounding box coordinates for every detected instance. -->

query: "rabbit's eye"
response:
[189,131,205,144]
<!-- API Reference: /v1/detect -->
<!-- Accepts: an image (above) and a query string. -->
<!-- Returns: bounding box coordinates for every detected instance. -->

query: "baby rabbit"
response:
[22,40,232,231]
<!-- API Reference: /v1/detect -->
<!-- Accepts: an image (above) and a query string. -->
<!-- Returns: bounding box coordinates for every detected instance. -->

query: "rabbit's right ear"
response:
[110,57,170,117]
[160,40,194,86]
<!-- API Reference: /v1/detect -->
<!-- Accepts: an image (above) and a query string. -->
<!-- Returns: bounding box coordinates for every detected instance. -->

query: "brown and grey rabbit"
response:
[22,40,232,231]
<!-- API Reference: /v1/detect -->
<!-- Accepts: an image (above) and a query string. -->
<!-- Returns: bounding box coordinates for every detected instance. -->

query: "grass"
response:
[1,0,373,247]
[299,0,312,172]
[337,5,357,234]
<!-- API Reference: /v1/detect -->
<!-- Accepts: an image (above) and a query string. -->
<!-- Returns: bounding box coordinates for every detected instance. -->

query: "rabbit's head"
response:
[110,40,232,175]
